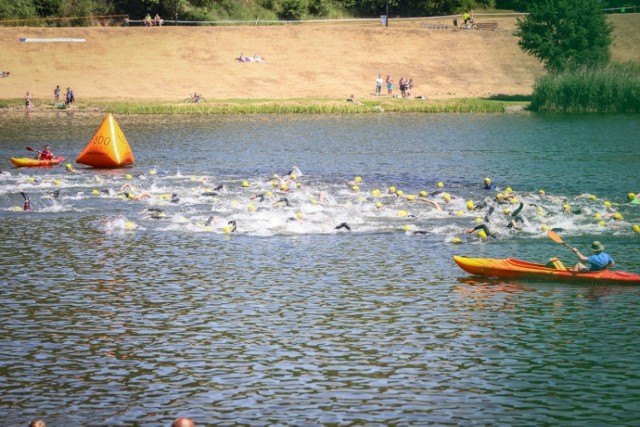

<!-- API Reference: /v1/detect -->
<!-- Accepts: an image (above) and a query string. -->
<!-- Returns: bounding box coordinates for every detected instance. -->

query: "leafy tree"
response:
[278,0,307,20]
[516,0,613,72]
[0,0,37,20]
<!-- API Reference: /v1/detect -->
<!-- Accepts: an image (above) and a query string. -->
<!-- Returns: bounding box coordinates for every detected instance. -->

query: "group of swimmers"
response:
[9,165,639,250]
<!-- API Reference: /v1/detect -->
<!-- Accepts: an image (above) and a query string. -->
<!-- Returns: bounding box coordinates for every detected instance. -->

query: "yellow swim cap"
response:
[397,210,408,217]
[588,194,597,200]
[266,191,273,197]
[290,174,297,180]
[272,180,279,187]
[632,224,640,233]
[396,190,404,197]
[242,180,249,187]
[437,182,444,188]
[538,189,545,195]
[594,213,602,219]
[296,212,304,219]
[442,193,451,202]
[484,177,491,183]
[407,194,416,201]
[125,174,132,180]
[375,202,383,209]
[599,220,607,227]
[451,237,462,244]
[604,201,611,207]
[419,191,427,198]
[352,185,360,192]
[401,225,412,231]
[628,192,636,201]
[371,189,381,197]
[280,184,288,191]
[248,204,256,212]
[563,204,570,211]
[388,186,396,193]
[456,210,463,216]
[540,224,549,231]
[478,230,488,239]
[91,189,100,196]
[505,187,512,193]
[613,212,623,220]
[355,176,362,183]
[65,163,72,170]
[475,217,483,223]
[466,200,475,210]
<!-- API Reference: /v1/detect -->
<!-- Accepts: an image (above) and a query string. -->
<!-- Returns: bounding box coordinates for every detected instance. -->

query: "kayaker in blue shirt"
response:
[572,241,614,272]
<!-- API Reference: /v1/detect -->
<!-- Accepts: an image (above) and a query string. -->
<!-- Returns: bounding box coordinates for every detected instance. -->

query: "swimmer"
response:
[170,194,180,203]
[483,177,496,190]
[20,191,31,211]
[335,222,351,231]
[276,197,291,207]
[65,163,79,174]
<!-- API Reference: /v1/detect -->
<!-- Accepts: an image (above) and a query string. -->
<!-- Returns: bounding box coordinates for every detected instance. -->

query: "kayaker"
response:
[571,241,614,273]
[37,144,54,161]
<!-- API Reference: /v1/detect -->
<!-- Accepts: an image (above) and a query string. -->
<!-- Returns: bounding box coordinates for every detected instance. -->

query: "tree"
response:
[515,0,613,72]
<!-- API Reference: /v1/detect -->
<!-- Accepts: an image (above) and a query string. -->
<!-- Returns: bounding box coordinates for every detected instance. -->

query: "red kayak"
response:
[10,156,66,168]
[453,256,640,285]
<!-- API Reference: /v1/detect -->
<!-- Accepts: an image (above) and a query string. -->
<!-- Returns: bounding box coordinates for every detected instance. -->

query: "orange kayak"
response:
[453,256,640,285]
[10,156,65,168]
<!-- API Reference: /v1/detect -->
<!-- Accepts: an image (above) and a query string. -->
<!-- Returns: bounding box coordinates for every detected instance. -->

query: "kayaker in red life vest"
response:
[37,144,54,161]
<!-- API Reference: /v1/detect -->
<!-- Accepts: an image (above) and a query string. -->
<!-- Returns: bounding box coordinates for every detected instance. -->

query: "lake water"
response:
[1,112,640,425]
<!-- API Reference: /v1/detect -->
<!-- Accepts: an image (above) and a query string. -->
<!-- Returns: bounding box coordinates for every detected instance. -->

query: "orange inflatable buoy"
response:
[76,113,134,168]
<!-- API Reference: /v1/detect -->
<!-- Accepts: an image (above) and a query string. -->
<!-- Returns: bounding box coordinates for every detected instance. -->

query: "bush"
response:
[278,0,307,20]
[530,62,640,113]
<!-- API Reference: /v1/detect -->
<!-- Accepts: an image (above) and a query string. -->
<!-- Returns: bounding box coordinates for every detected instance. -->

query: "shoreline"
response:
[1,96,530,114]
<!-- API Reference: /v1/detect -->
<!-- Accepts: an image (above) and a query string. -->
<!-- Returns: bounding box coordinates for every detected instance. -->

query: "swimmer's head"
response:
[437,182,444,188]
[613,212,623,220]
[65,163,72,170]
[388,186,396,194]
[628,192,636,201]
[466,200,474,210]
[354,176,362,183]
[442,193,451,202]
[633,224,640,233]
[478,230,488,239]
[419,191,427,198]
[538,189,545,196]
[484,177,491,184]
[242,180,249,188]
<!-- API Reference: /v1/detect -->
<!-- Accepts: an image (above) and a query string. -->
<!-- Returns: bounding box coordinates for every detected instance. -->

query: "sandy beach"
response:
[0,14,638,103]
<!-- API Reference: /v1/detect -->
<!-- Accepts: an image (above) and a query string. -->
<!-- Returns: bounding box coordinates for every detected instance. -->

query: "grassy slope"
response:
[0,14,637,105]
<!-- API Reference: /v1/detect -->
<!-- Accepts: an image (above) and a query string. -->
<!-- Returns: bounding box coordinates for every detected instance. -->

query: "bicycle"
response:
[184,93,206,103]
[453,18,478,30]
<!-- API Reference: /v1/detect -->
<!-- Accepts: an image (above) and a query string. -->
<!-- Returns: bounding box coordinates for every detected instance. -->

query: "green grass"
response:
[530,62,640,113]
[0,97,526,114]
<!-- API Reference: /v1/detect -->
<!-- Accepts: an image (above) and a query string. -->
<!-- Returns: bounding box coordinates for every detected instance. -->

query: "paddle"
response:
[547,230,575,251]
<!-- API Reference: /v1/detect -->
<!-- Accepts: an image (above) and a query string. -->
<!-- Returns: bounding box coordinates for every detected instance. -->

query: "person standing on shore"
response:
[375,74,383,95]
[386,75,393,96]
[65,87,75,105]
[25,91,33,113]
[54,85,60,105]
